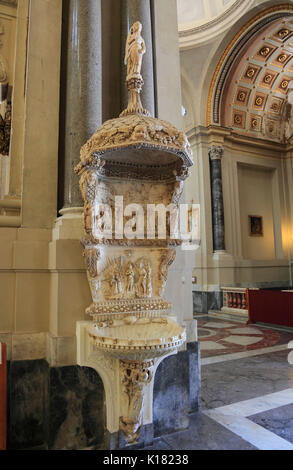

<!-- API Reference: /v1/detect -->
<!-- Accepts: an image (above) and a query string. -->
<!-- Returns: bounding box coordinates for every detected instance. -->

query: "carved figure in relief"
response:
[132,124,148,141]
[83,201,93,233]
[90,255,154,302]
[124,21,145,80]
[110,268,123,298]
[285,81,293,140]
[0,55,7,83]
[125,262,135,296]
[146,262,152,297]
[83,247,100,278]
[120,361,153,444]
[158,249,176,295]
[136,262,148,297]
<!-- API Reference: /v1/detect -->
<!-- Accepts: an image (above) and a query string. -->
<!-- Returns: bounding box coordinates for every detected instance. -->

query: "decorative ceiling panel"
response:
[220,17,293,143]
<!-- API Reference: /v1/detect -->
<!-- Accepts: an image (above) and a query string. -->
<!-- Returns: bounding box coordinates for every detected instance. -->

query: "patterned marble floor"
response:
[197,315,293,358]
[145,317,293,451]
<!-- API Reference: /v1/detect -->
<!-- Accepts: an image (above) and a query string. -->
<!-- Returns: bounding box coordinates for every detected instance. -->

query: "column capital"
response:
[208,145,224,161]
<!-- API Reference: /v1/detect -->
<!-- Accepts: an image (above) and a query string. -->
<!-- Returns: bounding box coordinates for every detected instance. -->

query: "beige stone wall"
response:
[186,127,291,292]
[181,0,293,292]
[153,0,194,330]
[0,0,90,365]
[0,0,197,366]
[1,0,291,365]
[238,164,277,260]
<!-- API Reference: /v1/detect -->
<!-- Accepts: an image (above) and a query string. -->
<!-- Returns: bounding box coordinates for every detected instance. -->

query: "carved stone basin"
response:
[88,317,186,362]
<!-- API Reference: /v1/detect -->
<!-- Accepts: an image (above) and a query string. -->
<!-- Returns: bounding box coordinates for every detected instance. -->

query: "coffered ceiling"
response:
[221,17,293,142]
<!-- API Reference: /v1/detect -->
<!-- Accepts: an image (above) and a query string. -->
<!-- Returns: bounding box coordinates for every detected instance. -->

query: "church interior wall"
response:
[0,0,200,450]
[180,1,293,313]
[0,0,292,450]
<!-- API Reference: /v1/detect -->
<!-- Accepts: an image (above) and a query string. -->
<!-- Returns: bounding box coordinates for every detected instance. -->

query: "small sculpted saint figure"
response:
[124,21,146,80]
[136,263,147,297]
[125,262,135,295]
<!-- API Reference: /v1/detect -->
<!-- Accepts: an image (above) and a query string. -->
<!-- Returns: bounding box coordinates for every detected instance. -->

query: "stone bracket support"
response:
[76,321,176,436]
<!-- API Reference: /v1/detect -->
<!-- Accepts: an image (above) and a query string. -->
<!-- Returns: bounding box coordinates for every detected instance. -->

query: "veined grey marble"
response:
[202,350,293,410]
[145,413,257,450]
[193,290,223,313]
[59,0,102,209]
[5,341,200,449]
[120,0,155,116]
[7,360,49,450]
[249,404,293,444]
[209,146,225,252]
[153,342,201,437]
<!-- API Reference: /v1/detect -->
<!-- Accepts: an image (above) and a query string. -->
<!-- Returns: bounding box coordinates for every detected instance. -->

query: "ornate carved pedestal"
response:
[75,22,193,445]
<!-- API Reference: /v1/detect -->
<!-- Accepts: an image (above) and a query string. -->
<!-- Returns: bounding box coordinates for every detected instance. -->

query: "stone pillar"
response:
[59,0,102,214]
[209,146,225,252]
[21,0,62,228]
[120,0,155,116]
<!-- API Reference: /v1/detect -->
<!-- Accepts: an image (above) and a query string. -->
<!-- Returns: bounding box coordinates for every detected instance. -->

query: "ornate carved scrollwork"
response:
[83,246,100,279]
[0,102,11,156]
[120,360,153,444]
[158,249,176,295]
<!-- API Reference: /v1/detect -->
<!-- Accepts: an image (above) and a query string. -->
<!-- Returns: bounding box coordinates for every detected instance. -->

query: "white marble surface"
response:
[200,341,227,351]
[201,344,289,365]
[210,389,293,417]
[230,327,263,335]
[203,322,236,329]
[223,335,263,346]
[204,388,293,450]
[204,412,293,450]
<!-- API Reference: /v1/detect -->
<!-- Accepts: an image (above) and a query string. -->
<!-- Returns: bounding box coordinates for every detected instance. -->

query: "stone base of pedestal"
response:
[3,340,200,450]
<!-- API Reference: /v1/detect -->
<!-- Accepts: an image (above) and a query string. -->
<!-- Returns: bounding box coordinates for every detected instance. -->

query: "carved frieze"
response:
[87,255,152,302]
[88,297,172,319]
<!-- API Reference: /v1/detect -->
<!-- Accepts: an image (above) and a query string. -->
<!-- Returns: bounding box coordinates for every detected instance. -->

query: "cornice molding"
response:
[179,0,254,49]
[180,0,244,36]
[187,125,291,157]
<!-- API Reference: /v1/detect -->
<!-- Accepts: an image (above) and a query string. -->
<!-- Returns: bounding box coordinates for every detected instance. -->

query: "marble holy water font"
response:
[75,21,193,444]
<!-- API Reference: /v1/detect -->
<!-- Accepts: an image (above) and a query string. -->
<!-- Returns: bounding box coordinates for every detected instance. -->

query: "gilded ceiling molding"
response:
[206,3,293,127]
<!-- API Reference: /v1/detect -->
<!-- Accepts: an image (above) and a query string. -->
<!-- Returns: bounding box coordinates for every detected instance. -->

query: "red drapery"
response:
[247,290,293,328]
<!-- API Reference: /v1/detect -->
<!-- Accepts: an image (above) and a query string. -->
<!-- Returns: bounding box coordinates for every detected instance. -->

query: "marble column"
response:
[59,0,102,213]
[120,0,155,116]
[209,146,226,252]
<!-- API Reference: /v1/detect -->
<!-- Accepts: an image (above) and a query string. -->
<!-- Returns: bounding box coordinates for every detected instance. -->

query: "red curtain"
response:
[248,290,293,328]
